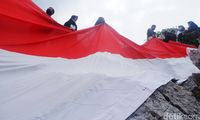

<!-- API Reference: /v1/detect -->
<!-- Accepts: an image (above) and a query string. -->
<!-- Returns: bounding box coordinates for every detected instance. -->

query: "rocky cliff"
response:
[127,49,200,120]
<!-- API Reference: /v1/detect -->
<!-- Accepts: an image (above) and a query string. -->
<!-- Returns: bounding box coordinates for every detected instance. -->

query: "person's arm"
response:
[64,21,70,27]
[70,24,76,31]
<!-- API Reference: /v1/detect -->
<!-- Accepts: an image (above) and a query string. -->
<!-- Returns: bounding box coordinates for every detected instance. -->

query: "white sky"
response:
[33,0,200,45]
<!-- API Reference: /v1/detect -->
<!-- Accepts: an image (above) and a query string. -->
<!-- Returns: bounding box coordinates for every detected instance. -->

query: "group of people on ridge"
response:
[46,7,78,31]
[46,7,105,31]
[46,7,200,46]
[147,21,200,46]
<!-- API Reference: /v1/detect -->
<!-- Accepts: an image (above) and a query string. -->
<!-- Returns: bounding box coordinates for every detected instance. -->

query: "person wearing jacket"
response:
[147,25,156,40]
[64,15,78,31]
[187,21,199,32]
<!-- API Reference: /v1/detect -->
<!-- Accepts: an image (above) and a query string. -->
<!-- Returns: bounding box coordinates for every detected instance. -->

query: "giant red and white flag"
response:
[0,0,199,120]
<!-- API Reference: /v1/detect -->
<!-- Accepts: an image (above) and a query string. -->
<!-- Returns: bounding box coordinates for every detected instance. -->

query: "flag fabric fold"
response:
[0,0,199,120]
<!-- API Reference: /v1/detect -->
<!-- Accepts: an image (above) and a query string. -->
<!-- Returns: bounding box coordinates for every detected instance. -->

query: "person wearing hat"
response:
[46,7,55,17]
[94,17,105,26]
[187,21,199,32]
[64,15,78,31]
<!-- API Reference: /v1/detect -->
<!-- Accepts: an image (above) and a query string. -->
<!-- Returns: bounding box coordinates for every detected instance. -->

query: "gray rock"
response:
[191,73,200,86]
[158,81,200,115]
[189,49,200,69]
[127,77,200,120]
[127,91,182,120]
[181,76,198,92]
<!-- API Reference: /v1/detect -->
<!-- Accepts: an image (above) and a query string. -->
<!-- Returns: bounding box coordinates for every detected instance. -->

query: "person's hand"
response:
[70,24,76,30]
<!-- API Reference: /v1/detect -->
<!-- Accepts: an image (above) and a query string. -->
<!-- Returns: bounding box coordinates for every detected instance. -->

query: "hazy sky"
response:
[33,0,200,44]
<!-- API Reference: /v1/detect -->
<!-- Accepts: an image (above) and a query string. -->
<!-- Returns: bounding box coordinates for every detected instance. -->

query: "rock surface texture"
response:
[127,49,200,120]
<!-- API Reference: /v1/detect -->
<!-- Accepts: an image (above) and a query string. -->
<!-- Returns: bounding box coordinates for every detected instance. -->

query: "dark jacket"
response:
[64,19,77,31]
[147,28,156,38]
[188,21,199,32]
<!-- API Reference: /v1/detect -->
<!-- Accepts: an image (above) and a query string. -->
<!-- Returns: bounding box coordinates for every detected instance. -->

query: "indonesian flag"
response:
[0,0,199,120]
